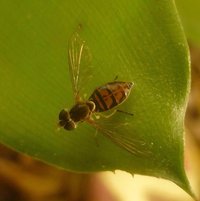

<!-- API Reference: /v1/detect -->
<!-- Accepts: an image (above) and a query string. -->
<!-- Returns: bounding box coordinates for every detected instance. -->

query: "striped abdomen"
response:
[89,81,133,112]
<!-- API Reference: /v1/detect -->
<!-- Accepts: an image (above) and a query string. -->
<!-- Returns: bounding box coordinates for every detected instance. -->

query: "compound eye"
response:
[59,109,70,121]
[64,120,76,130]
[58,120,66,127]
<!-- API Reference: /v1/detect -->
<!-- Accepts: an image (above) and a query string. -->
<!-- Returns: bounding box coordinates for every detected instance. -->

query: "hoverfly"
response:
[58,28,147,156]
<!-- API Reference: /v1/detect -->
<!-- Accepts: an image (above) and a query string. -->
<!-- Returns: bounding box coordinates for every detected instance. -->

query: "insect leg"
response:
[96,110,117,119]
[86,118,100,146]
[116,109,134,116]
[95,109,133,119]
[113,75,118,81]
[94,129,99,146]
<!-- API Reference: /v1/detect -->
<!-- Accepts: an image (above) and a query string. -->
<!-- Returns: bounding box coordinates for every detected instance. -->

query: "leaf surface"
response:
[0,0,193,196]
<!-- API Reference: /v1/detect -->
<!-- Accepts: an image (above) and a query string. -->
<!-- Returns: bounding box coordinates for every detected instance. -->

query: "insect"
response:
[58,28,147,156]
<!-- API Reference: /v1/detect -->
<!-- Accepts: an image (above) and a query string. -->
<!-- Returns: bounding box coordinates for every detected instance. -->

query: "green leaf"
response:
[0,0,193,197]
[175,0,200,45]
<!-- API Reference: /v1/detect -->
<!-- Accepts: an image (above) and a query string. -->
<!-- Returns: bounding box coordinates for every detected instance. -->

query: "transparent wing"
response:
[68,30,93,102]
[86,119,151,157]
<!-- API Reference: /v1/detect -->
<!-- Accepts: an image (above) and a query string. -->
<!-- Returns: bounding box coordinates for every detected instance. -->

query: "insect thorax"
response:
[69,101,95,122]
